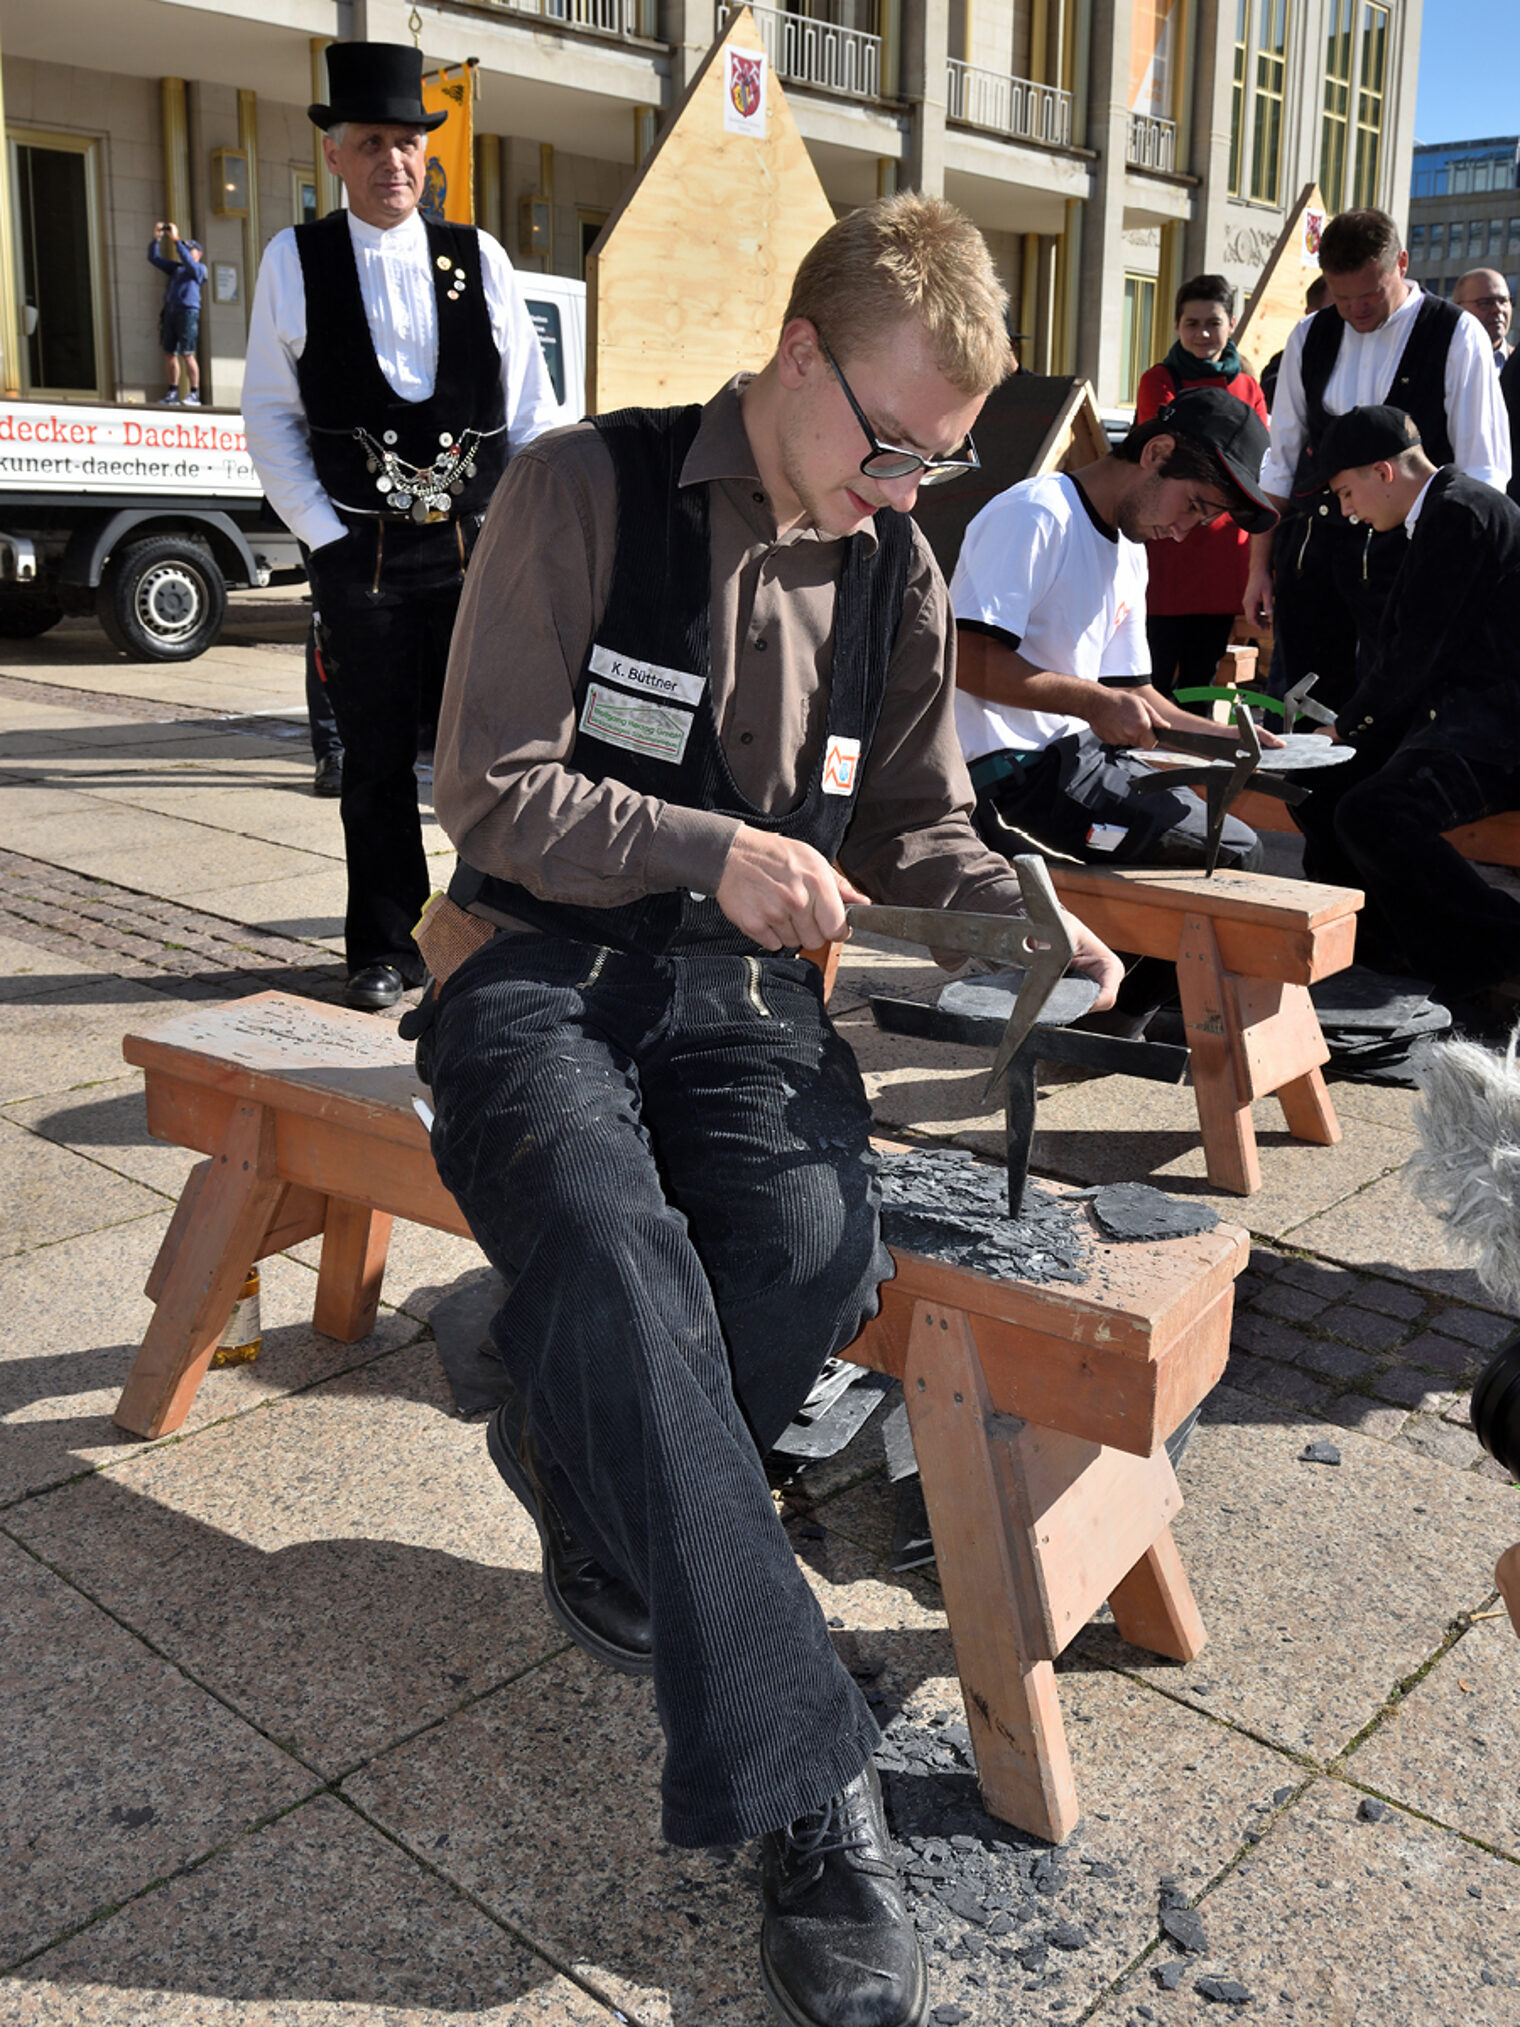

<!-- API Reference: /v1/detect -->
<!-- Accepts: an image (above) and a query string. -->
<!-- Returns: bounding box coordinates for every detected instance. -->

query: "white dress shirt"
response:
[1260,284,1511,498]
[243,208,560,551]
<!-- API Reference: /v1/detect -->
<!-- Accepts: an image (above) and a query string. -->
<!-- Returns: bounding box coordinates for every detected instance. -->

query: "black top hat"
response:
[309,42,448,132]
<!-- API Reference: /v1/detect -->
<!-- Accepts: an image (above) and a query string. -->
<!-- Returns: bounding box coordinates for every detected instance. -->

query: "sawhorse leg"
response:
[115,1101,286,1439]
[902,1300,1207,1842]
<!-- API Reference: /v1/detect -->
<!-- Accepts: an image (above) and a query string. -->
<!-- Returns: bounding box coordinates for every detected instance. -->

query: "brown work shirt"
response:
[434,377,1026,919]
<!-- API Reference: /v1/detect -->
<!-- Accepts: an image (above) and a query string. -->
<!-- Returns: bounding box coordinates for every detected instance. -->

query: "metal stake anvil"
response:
[1129,708,1309,875]
[850,855,1110,1218]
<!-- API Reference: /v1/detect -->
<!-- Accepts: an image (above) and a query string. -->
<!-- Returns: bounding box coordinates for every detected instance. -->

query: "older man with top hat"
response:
[243,40,558,1009]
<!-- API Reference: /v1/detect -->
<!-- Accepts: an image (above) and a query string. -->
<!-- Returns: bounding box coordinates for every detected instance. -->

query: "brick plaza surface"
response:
[1,601,1517,2025]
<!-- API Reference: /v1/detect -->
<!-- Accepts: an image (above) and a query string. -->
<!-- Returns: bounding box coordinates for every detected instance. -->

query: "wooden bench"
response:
[117,990,1247,1845]
[1224,785,1520,873]
[1049,864,1362,1197]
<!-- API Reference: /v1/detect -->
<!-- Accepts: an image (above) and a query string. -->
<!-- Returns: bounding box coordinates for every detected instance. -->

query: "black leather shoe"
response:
[313,754,343,798]
[760,1764,927,2027]
[486,1399,654,1675]
[344,963,406,1011]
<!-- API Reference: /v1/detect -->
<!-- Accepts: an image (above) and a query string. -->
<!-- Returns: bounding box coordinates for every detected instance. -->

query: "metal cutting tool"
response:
[1128,709,1309,874]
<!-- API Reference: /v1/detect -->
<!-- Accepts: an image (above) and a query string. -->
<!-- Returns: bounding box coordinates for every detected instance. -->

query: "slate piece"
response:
[877,1148,1090,1284]
[1309,964,1446,1031]
[1087,1181,1221,1243]
[1301,1438,1343,1465]
[1162,1905,1208,1953]
[773,1361,894,1459]
[1197,1976,1255,2003]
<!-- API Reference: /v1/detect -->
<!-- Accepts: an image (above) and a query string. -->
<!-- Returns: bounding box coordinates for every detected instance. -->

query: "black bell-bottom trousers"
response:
[428,933,889,1847]
[306,518,472,978]
[1294,736,1520,993]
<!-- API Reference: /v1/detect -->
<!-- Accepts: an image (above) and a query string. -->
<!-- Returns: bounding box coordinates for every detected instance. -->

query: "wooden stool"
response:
[118,991,1246,1844]
[1050,864,1362,1196]
[844,1218,1243,1841]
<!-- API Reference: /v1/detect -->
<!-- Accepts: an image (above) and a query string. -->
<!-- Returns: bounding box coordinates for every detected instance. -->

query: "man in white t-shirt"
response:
[951,385,1278,870]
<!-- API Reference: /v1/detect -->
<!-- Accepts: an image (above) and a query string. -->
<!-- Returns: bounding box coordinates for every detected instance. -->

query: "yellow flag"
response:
[420,62,474,224]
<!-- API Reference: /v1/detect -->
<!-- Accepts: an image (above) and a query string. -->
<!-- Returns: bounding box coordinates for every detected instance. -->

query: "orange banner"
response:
[420,62,474,224]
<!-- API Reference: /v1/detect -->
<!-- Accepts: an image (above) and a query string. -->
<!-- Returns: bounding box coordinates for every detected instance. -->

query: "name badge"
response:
[822,735,862,796]
[581,681,695,764]
[588,643,706,708]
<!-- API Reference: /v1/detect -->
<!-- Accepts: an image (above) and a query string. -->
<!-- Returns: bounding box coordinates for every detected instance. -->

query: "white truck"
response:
[0,273,588,663]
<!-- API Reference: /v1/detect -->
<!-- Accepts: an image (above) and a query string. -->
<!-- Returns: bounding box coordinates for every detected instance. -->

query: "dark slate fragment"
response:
[1049,1920,1086,1950]
[945,1887,989,1925]
[1015,1942,1049,1974]
[1197,1977,1255,2004]
[877,1150,1089,1285]
[1357,1797,1391,1823]
[1301,1438,1343,1465]
[1155,1960,1187,1991]
[1161,1906,1208,1954]
[932,2008,969,2025]
[1088,1182,1221,1243]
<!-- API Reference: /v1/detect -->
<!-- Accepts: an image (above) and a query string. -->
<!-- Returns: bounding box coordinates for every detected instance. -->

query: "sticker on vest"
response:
[822,735,862,796]
[581,681,695,764]
[588,643,707,708]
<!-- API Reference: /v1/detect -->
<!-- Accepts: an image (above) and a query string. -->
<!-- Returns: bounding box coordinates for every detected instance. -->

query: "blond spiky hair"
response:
[783,193,1012,397]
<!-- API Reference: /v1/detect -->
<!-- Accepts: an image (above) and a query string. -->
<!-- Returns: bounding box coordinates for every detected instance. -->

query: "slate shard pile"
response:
[1311,964,1452,1086]
[877,1148,1091,1285]
[873,1714,1123,1994]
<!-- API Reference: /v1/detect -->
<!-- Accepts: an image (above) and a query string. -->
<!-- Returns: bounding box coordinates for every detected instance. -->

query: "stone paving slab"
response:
[1346,1613,1520,1860]
[0,1531,314,1969]
[1070,1385,1518,1762]
[3,1076,203,1196]
[0,1117,164,1259]
[172,868,348,947]
[1090,1778,1520,2025]
[0,933,104,1002]
[1281,1169,1506,1312]
[0,977,184,1106]
[5,1340,562,1777]
[0,1229,423,1507]
[0,1794,613,2024]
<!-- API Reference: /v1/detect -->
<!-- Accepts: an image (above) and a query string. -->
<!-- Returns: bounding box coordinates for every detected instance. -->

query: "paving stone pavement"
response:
[1,614,1516,2025]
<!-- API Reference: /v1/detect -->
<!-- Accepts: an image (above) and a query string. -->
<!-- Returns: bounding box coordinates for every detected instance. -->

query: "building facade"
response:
[0,0,1422,413]
[1405,135,1520,307]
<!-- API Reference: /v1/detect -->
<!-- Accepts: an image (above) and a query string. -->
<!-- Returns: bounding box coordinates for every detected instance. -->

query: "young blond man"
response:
[424,195,1119,2027]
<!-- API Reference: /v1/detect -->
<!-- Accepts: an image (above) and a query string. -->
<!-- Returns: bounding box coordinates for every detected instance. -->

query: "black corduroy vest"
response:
[457,404,913,958]
[1290,292,1461,498]
[293,211,507,522]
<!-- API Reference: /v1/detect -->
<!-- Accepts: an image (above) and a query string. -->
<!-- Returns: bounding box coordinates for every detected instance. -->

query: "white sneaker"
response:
[184,391,201,406]
[161,388,180,405]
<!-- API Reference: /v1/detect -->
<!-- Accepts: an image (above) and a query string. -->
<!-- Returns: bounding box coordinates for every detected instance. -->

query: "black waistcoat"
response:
[1290,293,1461,499]
[293,212,507,523]
[455,404,913,958]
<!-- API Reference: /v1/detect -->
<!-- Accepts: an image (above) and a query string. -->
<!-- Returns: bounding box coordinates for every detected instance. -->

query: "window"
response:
[1429,220,1444,259]
[1351,1,1387,206]
[1492,218,1507,255]
[1229,0,1290,203]
[1319,0,1354,210]
[1229,0,1248,194]
[292,169,318,227]
[1120,273,1158,405]
[1509,217,1520,253]
[1469,218,1485,255]
[1408,222,1425,255]
[11,129,109,398]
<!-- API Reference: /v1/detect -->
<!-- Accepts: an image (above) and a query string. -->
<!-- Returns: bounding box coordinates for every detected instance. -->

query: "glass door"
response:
[11,130,109,399]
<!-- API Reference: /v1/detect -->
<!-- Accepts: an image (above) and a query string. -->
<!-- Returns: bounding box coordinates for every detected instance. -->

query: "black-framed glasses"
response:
[819,336,980,488]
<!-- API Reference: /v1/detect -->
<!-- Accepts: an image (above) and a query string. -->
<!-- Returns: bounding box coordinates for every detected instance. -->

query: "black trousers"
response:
[1270,508,1404,718]
[304,622,343,765]
[972,729,1261,871]
[1294,736,1520,993]
[1146,613,1236,700]
[306,518,473,977]
[428,934,888,1847]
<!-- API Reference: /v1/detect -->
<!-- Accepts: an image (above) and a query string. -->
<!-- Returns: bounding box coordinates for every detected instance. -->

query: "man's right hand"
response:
[1243,563,1275,628]
[715,827,865,950]
[1084,685,1171,749]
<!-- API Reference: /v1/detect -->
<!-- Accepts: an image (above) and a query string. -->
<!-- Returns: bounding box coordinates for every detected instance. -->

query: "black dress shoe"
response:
[760,1763,927,2027]
[313,754,343,798]
[486,1398,654,1675]
[344,963,406,1010]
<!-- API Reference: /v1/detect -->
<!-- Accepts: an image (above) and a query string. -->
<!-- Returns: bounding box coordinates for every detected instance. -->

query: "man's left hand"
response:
[1063,910,1122,1010]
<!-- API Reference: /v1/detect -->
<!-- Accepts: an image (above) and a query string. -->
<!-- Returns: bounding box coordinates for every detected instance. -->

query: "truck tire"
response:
[0,591,63,638]
[96,535,227,661]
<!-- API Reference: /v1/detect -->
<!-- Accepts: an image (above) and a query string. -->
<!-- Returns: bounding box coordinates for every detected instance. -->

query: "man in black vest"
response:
[424,196,1121,2026]
[243,42,556,1008]
[1244,208,1509,716]
[1290,405,1520,1008]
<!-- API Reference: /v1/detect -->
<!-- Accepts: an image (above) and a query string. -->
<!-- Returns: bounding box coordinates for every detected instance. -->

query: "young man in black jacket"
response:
[1292,404,1520,1007]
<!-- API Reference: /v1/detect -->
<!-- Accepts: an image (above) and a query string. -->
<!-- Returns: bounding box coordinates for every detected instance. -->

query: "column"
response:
[1075,0,1135,400]
[901,0,948,196]
[0,13,23,396]
[1183,0,1233,279]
